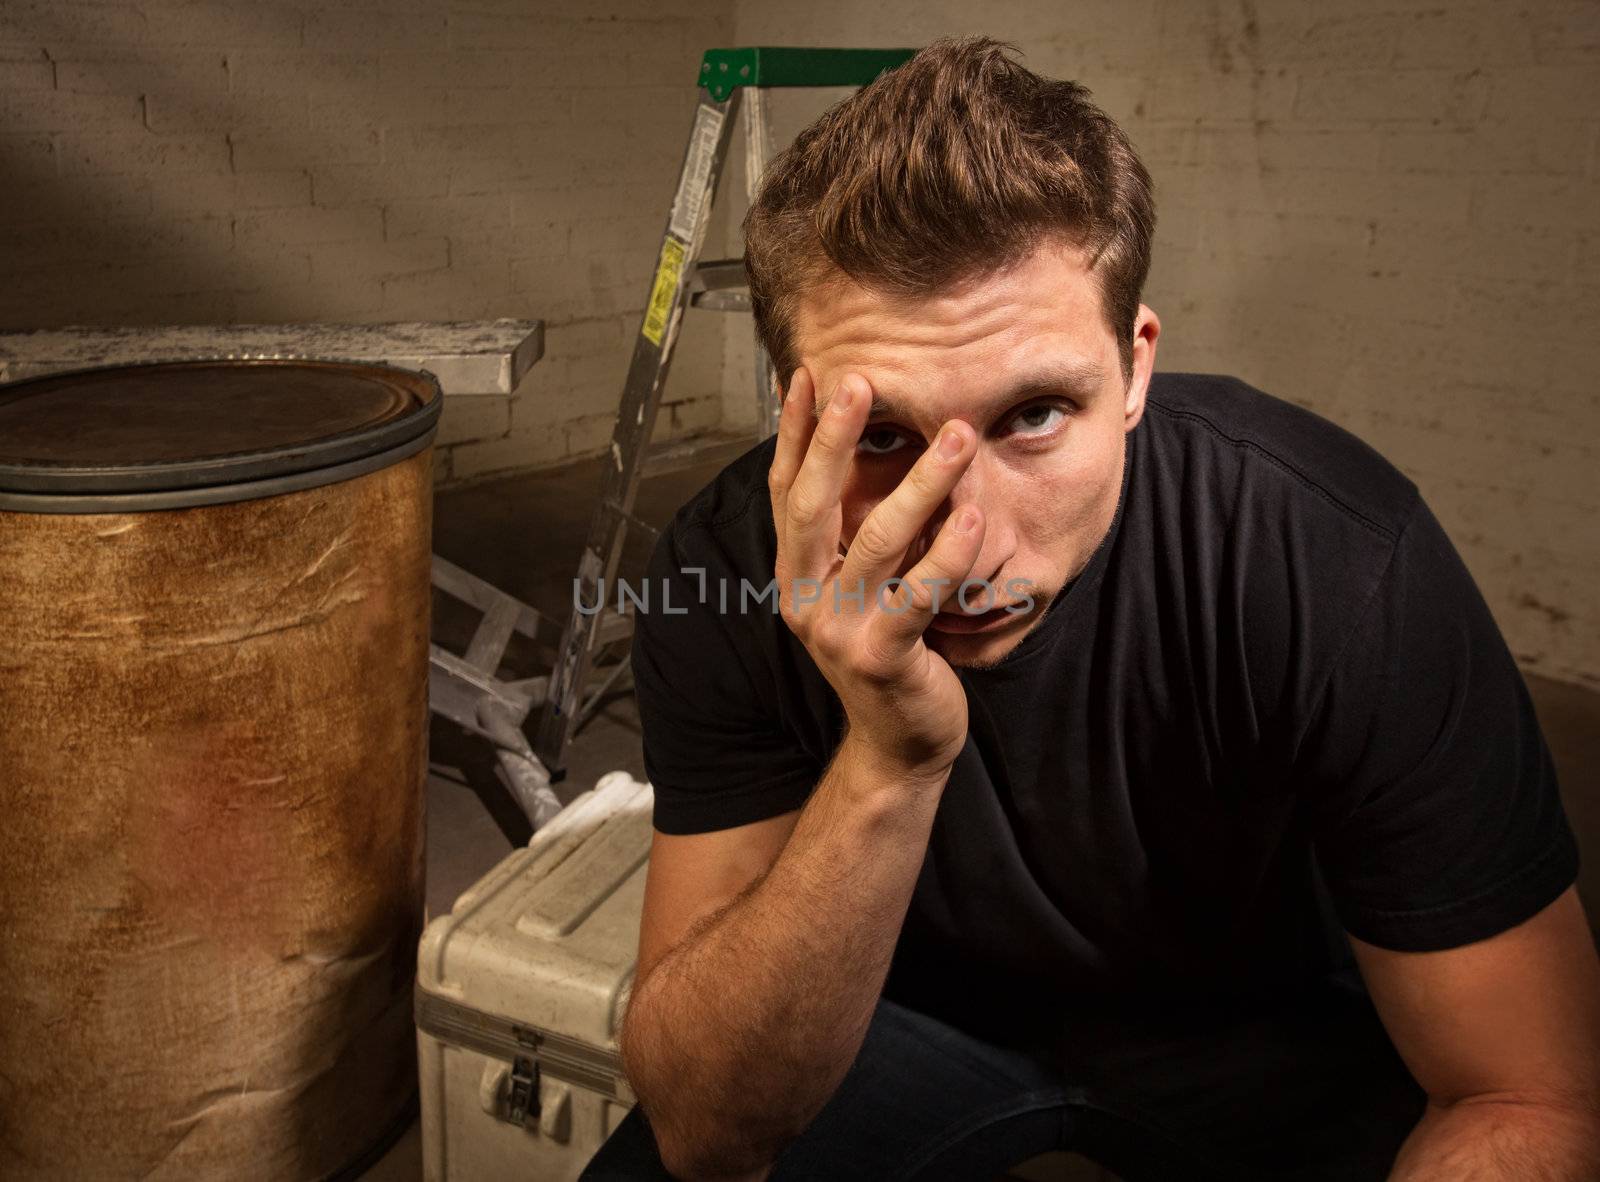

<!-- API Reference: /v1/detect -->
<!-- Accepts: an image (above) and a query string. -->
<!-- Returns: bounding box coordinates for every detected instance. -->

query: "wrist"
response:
[836,728,956,793]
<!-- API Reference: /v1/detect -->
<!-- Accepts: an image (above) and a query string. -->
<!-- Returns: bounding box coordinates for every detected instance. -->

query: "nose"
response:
[919,448,1013,585]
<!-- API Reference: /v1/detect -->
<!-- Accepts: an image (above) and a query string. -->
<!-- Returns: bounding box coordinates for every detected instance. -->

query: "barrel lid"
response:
[0,359,441,509]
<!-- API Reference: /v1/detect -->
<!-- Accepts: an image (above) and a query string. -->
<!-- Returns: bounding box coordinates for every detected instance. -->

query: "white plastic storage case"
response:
[416,771,652,1181]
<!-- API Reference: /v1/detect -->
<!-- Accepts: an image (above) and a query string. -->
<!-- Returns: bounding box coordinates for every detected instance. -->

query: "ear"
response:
[1124,304,1160,432]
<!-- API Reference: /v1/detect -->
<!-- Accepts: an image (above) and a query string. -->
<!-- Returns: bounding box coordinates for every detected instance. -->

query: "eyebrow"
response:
[811,358,1109,423]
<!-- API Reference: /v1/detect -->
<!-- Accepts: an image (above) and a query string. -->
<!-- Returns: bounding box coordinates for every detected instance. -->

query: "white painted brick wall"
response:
[728,0,1600,688]
[2,1,1594,685]
[0,0,735,490]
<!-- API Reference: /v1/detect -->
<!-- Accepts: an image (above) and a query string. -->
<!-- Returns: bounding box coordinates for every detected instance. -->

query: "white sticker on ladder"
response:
[668,104,726,242]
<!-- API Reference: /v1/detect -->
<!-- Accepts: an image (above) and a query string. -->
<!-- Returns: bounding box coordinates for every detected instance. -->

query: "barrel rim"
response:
[0,427,436,514]
[0,356,443,498]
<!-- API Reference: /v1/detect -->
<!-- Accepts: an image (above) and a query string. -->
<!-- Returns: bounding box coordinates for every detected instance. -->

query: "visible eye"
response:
[1005,402,1069,437]
[857,425,910,456]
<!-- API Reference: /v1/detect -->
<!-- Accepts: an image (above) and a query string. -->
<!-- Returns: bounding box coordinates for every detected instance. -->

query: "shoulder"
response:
[1126,374,1441,739]
[1142,371,1419,543]
[659,434,780,577]
[631,433,841,805]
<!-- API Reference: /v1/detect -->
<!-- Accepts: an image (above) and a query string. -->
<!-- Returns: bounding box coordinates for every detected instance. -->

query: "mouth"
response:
[927,603,1027,634]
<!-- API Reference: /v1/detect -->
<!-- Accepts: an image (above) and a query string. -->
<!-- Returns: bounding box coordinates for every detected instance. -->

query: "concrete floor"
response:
[366,441,1600,1182]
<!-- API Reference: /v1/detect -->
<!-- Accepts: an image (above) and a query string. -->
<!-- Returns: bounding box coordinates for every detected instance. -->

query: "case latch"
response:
[507,1055,541,1127]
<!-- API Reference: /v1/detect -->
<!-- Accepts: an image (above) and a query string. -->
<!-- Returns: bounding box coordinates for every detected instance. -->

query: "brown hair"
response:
[743,37,1156,387]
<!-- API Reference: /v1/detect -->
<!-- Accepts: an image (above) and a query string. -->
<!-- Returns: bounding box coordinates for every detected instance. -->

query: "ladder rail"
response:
[742,87,781,439]
[533,87,746,773]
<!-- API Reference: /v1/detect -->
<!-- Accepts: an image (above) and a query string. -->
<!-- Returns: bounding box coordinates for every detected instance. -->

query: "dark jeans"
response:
[580,975,1427,1181]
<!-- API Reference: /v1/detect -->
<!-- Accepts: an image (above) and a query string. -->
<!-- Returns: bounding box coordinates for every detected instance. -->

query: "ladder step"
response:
[621,509,659,542]
[689,289,751,312]
[689,257,748,292]
[640,431,758,479]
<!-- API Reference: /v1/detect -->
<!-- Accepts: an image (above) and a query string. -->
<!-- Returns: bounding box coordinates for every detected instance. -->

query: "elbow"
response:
[620,1023,784,1181]
[624,1049,795,1180]
[654,1128,778,1182]
[633,1081,788,1180]
[626,1065,797,1182]
[1413,1088,1600,1180]
[619,982,816,1179]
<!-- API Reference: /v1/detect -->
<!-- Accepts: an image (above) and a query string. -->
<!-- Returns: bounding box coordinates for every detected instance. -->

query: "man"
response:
[583,38,1600,1182]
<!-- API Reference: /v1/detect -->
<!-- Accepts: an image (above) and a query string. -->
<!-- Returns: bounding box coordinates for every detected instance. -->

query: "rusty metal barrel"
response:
[0,359,440,1180]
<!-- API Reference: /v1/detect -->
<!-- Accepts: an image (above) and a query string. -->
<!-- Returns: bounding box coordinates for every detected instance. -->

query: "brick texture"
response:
[728,0,1600,688]
[1,1,1594,685]
[0,0,734,491]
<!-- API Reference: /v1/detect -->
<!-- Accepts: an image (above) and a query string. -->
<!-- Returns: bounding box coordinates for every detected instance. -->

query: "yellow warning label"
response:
[642,237,686,347]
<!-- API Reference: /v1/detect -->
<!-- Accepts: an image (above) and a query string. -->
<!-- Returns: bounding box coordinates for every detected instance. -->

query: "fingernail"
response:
[956,508,977,532]
[938,428,963,459]
[832,383,855,414]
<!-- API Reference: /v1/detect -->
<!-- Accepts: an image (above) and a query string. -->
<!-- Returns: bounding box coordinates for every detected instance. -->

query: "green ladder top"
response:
[698,47,917,100]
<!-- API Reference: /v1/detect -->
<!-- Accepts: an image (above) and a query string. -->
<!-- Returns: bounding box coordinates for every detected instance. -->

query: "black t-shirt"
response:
[629,371,1579,1037]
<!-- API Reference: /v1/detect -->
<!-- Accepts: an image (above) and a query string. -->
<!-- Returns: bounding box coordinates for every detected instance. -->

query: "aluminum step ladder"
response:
[532,47,916,778]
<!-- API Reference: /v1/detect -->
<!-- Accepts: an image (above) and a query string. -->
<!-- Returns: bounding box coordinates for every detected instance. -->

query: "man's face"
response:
[790,238,1160,669]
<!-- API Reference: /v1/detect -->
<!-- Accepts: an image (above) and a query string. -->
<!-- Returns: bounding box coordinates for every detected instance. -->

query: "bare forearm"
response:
[621,737,944,1178]
[1390,1097,1600,1181]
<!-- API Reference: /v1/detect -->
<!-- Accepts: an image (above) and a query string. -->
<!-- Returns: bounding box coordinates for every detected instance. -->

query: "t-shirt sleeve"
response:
[1296,496,1580,952]
[630,515,823,836]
